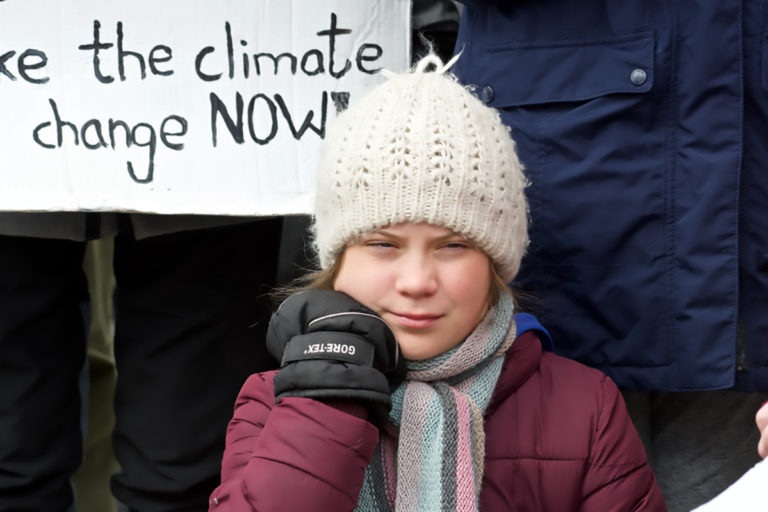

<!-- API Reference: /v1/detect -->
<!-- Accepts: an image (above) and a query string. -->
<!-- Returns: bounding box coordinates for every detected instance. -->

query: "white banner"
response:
[0,0,410,215]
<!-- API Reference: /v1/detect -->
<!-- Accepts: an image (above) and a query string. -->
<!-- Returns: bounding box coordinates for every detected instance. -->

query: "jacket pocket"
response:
[472,31,654,108]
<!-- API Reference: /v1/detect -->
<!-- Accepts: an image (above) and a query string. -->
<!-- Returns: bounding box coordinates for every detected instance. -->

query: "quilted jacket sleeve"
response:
[209,371,380,511]
[581,376,667,511]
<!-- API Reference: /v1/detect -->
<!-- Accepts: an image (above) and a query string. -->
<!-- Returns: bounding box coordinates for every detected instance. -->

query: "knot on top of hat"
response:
[381,51,463,80]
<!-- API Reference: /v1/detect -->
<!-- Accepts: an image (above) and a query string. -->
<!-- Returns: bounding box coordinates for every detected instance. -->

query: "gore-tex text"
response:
[304,343,356,356]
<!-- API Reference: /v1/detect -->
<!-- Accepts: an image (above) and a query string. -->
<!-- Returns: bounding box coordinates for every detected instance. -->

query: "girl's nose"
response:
[394,253,438,297]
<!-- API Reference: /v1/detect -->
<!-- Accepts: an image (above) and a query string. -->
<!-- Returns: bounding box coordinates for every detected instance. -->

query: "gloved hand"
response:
[266,290,405,426]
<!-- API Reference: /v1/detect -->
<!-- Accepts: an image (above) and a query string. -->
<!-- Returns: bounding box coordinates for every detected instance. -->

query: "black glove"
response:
[266,290,405,425]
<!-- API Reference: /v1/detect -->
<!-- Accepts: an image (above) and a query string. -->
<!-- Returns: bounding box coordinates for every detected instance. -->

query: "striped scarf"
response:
[356,293,517,511]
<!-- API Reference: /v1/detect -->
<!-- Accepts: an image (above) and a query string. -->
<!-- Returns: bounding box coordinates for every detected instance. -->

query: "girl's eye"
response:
[442,241,470,250]
[366,241,396,249]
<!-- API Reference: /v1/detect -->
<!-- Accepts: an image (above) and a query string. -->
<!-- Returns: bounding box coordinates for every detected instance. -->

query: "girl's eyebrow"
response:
[372,228,469,243]
[366,229,403,243]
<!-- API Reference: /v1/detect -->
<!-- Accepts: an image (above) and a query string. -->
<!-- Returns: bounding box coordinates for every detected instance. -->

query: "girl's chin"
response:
[397,334,459,361]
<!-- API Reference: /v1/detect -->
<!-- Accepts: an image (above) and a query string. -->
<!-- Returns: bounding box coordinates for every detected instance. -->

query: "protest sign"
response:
[0,0,410,215]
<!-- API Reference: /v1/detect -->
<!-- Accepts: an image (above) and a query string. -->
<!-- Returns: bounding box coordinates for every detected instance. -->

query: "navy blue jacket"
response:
[454,0,768,392]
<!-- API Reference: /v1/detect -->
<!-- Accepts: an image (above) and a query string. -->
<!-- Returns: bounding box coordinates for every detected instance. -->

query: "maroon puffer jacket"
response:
[209,331,666,511]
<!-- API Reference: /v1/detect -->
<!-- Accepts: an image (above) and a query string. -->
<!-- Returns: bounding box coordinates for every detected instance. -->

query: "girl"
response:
[208,55,666,511]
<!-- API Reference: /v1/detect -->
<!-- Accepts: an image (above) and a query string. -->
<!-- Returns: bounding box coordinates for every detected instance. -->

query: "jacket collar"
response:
[486,330,544,416]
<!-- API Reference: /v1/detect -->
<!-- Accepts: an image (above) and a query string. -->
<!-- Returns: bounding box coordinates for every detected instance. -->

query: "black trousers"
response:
[0,218,282,511]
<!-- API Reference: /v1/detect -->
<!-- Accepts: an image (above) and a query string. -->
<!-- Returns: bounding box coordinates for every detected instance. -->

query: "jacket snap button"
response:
[480,85,495,103]
[630,68,647,86]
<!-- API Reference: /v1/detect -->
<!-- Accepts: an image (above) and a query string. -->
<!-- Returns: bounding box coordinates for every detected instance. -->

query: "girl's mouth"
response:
[388,312,442,329]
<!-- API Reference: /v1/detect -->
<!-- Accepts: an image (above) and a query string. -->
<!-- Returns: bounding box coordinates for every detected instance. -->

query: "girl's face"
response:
[333,222,493,360]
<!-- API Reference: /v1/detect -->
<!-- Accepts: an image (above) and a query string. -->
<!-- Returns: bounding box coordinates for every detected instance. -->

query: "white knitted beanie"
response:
[313,54,529,282]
